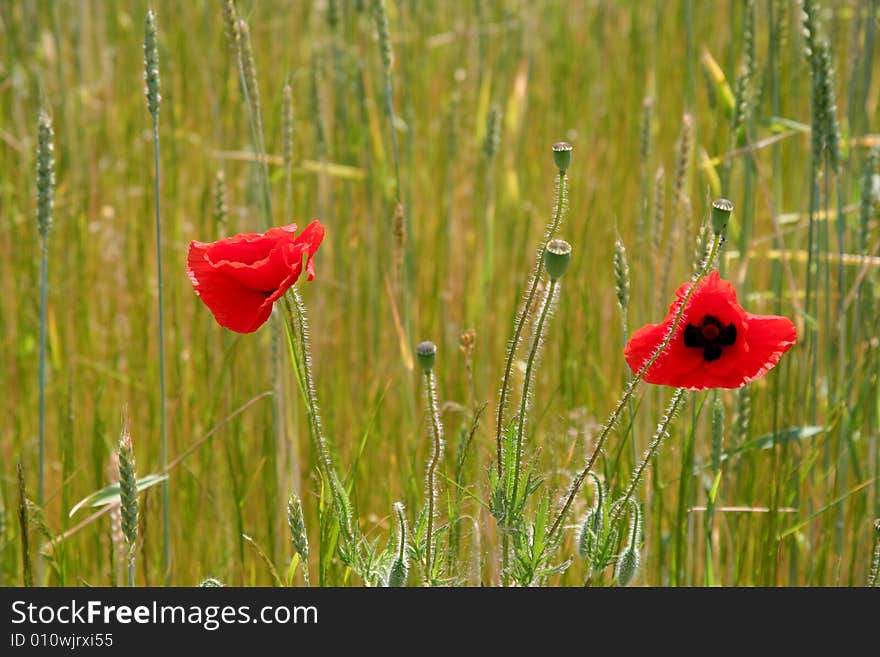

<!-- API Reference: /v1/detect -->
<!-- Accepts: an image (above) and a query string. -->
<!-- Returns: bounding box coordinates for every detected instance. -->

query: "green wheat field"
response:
[2,0,879,587]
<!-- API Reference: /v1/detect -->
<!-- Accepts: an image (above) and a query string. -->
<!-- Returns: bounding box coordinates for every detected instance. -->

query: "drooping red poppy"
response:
[187,220,325,333]
[624,270,796,390]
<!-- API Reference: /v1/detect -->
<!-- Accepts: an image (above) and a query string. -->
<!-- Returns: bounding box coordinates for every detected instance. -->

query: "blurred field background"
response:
[1,0,879,586]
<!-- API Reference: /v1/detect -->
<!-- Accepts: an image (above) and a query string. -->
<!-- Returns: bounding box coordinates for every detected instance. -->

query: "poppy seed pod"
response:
[552,141,573,173]
[711,198,734,235]
[544,239,572,280]
[416,341,437,372]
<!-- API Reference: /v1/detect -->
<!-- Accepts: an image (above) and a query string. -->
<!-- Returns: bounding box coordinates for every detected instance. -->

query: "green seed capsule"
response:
[552,141,573,173]
[416,341,437,372]
[544,239,572,280]
[199,578,225,587]
[711,198,734,235]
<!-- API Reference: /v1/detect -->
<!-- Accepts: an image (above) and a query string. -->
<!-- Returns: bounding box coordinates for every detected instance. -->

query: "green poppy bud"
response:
[577,507,602,561]
[388,558,408,587]
[615,547,640,587]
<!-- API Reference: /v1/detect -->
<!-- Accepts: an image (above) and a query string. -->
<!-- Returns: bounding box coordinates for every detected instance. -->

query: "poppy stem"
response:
[505,276,558,586]
[281,293,355,548]
[869,520,880,587]
[496,168,568,480]
[546,233,723,543]
[511,279,559,530]
[612,389,687,524]
[423,368,443,585]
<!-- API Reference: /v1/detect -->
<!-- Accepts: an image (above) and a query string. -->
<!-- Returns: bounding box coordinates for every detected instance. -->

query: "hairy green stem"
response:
[511,279,558,517]
[547,232,723,541]
[502,278,559,585]
[423,369,443,584]
[495,170,567,477]
[614,389,687,522]
[282,293,353,550]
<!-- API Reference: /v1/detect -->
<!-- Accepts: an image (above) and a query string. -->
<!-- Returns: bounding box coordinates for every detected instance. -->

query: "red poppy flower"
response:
[187,220,325,333]
[624,270,796,390]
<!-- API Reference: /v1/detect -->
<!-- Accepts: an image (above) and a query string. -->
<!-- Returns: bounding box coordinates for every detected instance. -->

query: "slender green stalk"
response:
[35,113,54,576]
[548,231,724,541]
[281,82,300,502]
[213,170,228,232]
[143,10,169,584]
[636,95,654,252]
[705,394,724,585]
[684,0,694,110]
[309,49,328,220]
[236,19,273,225]
[672,399,698,585]
[496,166,568,477]
[282,81,294,222]
[373,0,415,432]
[37,112,55,583]
[854,149,878,362]
[802,0,822,430]
[0,489,6,587]
[374,0,401,199]
[481,104,501,297]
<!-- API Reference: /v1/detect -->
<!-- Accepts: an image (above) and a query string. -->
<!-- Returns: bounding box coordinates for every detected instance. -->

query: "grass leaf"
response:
[68,474,168,518]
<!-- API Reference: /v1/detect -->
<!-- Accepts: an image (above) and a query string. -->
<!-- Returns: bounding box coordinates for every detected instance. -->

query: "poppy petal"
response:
[624,270,797,389]
[210,239,294,293]
[294,220,326,281]
[735,313,798,384]
[260,221,326,303]
[207,229,291,265]
[187,241,274,333]
[187,221,325,334]
[624,321,668,375]
[625,318,715,390]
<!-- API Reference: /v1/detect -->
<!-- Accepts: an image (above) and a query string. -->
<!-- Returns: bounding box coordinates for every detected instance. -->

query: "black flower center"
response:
[683,315,737,362]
